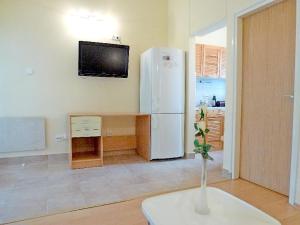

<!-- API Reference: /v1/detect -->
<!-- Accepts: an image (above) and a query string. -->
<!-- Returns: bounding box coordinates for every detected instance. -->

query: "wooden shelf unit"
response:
[69,113,151,169]
[71,136,103,169]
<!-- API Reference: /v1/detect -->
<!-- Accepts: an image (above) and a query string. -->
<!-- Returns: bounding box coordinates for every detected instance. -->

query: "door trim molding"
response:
[290,0,300,205]
[231,0,300,204]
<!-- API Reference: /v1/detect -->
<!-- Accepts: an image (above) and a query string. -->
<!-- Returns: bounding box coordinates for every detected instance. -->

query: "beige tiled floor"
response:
[9,180,300,225]
[0,151,229,224]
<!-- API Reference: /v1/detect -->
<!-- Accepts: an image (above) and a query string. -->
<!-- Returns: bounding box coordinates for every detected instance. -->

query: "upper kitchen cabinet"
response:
[202,45,220,78]
[195,44,226,78]
[219,48,226,79]
[195,44,203,76]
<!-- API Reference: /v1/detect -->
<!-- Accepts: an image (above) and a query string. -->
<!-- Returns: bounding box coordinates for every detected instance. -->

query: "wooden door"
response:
[240,0,296,195]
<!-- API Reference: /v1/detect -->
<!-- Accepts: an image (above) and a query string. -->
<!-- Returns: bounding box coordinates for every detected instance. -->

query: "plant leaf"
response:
[194,139,200,147]
[200,109,205,120]
[194,123,198,130]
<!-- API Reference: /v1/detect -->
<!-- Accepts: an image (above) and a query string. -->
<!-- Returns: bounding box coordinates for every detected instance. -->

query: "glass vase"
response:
[201,157,208,188]
[195,157,210,215]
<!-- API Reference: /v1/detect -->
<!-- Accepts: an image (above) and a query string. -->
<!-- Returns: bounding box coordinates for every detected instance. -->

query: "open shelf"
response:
[72,151,101,161]
[71,136,103,169]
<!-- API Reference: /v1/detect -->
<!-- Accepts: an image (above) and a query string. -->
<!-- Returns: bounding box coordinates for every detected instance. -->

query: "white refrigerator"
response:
[140,48,185,160]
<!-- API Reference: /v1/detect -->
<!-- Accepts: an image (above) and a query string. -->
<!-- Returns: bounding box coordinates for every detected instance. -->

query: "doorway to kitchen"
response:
[194,26,227,157]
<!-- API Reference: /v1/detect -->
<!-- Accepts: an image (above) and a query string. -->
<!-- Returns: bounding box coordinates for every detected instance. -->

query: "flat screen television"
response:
[78,41,129,78]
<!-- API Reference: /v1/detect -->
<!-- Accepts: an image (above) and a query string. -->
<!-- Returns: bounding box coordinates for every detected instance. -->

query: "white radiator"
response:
[0,117,45,153]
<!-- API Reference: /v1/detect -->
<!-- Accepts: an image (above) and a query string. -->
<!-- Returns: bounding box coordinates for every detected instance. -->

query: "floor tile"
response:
[0,151,228,224]
[2,198,47,223]
[47,192,86,214]
[15,176,48,189]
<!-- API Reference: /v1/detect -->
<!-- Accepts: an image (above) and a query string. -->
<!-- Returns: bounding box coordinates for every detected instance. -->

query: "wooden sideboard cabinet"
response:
[195,44,226,78]
[195,109,224,150]
[69,113,151,169]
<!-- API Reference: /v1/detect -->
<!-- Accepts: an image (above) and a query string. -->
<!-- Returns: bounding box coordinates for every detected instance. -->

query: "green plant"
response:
[194,109,213,160]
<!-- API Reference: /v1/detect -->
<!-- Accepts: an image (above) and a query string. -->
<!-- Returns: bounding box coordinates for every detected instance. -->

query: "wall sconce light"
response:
[65,9,119,40]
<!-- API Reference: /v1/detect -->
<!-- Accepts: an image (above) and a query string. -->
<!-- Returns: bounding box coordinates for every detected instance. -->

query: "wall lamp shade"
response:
[65,9,119,40]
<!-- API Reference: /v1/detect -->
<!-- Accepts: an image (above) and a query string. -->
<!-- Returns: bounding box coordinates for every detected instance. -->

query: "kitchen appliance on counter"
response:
[140,48,185,159]
[216,101,225,107]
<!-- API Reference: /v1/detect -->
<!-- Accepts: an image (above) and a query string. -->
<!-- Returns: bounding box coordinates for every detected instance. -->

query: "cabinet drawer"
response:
[71,116,101,126]
[71,116,101,137]
[72,128,101,138]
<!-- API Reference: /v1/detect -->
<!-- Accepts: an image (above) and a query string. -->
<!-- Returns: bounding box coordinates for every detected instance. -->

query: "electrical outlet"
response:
[55,134,67,143]
[112,35,121,42]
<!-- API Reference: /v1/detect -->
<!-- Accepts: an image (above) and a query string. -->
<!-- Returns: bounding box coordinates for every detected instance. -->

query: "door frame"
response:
[188,20,228,168]
[231,0,300,204]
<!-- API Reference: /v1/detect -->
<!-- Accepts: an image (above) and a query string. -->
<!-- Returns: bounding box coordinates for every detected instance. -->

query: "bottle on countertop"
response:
[212,95,216,107]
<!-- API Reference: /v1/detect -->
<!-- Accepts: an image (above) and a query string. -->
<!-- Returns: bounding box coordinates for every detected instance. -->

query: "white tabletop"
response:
[142,187,281,225]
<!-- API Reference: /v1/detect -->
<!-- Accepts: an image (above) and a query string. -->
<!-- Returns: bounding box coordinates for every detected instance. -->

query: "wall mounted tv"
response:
[78,41,129,78]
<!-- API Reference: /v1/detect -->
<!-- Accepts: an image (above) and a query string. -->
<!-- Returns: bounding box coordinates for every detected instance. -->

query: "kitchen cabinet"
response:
[195,109,224,150]
[195,44,203,76]
[195,44,226,78]
[202,45,220,78]
[206,113,224,150]
[219,48,226,79]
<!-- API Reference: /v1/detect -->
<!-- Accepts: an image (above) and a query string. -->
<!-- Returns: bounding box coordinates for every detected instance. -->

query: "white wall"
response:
[190,0,227,35]
[195,27,227,47]
[168,0,190,51]
[168,0,227,47]
[0,0,168,157]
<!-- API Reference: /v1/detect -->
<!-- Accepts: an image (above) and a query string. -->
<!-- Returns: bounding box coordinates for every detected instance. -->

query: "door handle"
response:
[283,95,294,99]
